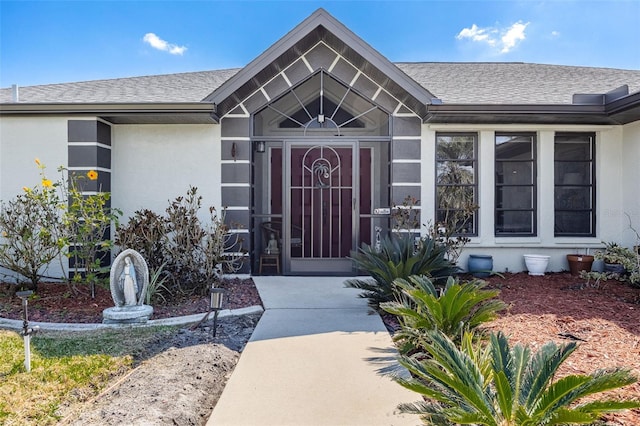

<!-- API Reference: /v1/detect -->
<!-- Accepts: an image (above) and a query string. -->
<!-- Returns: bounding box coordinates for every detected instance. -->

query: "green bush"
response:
[382,275,506,354]
[396,330,640,425]
[345,234,458,309]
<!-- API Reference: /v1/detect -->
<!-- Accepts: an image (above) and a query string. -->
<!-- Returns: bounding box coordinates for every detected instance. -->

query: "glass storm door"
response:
[286,143,358,274]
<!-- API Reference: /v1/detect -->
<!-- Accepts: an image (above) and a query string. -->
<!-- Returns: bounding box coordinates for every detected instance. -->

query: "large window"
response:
[495,133,536,236]
[554,133,596,236]
[436,133,477,236]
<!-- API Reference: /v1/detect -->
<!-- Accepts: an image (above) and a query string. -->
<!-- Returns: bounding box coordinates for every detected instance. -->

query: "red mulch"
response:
[0,277,262,324]
[481,272,640,425]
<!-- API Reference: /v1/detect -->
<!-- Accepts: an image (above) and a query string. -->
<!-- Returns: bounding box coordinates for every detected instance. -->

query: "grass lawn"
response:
[0,326,174,425]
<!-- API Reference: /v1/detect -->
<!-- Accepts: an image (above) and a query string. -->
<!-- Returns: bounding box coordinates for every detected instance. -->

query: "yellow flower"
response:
[23,186,30,192]
[87,170,98,181]
[42,179,53,188]
[35,158,41,165]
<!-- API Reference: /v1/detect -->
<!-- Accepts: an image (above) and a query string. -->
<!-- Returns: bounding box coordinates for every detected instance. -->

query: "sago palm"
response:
[381,275,507,354]
[346,235,457,308]
[396,330,639,425]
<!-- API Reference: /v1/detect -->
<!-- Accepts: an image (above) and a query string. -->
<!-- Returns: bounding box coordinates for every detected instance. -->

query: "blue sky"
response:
[1,0,639,88]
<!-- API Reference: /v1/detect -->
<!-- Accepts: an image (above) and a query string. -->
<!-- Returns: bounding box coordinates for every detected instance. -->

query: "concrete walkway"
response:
[207,276,417,426]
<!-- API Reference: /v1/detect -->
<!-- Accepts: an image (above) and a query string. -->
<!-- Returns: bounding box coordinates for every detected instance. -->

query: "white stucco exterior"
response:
[0,116,69,198]
[111,123,221,222]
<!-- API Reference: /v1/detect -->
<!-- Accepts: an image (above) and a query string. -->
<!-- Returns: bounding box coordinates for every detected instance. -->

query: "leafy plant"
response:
[581,240,640,288]
[395,330,640,425]
[0,160,66,290]
[115,187,246,301]
[381,275,507,354]
[345,234,458,309]
[62,168,121,297]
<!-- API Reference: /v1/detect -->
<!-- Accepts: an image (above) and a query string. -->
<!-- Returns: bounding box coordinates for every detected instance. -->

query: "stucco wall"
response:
[0,116,70,279]
[111,124,221,223]
[622,120,640,248]
[0,116,69,198]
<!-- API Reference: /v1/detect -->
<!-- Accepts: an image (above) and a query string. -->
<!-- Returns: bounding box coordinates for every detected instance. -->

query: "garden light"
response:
[210,287,225,338]
[16,290,39,372]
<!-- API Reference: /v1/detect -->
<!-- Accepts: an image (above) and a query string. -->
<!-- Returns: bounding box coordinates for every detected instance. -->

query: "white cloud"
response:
[143,33,187,55]
[551,30,560,37]
[457,21,530,54]
[500,22,529,53]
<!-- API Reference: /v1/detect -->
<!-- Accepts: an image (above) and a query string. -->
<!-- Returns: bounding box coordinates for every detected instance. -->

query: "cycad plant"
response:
[345,234,458,308]
[382,275,507,354]
[396,330,640,425]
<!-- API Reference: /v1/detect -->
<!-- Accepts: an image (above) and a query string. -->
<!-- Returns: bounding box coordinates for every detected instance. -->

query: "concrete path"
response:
[207,276,417,426]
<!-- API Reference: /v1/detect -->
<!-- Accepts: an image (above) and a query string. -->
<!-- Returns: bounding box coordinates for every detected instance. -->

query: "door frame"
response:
[283,139,360,275]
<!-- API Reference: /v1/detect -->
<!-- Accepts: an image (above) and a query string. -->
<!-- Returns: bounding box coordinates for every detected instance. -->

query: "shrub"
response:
[0,161,65,290]
[396,330,640,425]
[115,187,245,300]
[381,275,506,355]
[345,234,458,309]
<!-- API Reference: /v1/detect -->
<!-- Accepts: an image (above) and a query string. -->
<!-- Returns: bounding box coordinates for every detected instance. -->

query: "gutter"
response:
[0,102,219,124]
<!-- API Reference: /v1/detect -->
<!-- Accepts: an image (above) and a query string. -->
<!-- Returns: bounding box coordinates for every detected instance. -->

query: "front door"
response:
[285,142,360,274]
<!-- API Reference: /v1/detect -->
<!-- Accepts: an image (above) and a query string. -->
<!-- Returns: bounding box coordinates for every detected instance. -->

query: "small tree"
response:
[0,160,65,290]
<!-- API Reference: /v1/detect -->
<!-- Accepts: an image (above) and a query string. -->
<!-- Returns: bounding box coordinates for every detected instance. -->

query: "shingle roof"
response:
[1,63,639,106]
[0,69,240,104]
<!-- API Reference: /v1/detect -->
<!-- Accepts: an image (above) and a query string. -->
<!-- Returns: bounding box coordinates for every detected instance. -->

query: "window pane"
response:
[554,163,592,185]
[555,140,592,161]
[437,161,475,184]
[555,187,592,209]
[495,135,533,160]
[496,211,533,234]
[437,210,476,235]
[496,186,533,209]
[495,161,533,185]
[437,186,475,209]
[555,211,593,235]
[436,135,475,160]
[554,133,595,237]
[436,133,478,237]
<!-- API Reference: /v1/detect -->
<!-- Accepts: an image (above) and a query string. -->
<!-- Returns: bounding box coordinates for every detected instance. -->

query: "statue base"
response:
[102,305,154,324]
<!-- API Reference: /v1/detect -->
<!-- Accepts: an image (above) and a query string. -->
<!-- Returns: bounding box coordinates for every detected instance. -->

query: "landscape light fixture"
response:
[16,290,39,372]
[210,287,226,338]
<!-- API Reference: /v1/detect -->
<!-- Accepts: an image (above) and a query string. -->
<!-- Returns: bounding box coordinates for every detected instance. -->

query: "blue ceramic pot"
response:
[468,254,493,278]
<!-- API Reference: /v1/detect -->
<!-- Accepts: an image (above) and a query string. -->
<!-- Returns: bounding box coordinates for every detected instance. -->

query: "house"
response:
[1,8,640,277]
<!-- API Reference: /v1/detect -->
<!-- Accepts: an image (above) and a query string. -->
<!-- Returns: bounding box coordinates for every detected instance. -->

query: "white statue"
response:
[120,256,138,306]
[109,249,149,308]
[265,232,279,254]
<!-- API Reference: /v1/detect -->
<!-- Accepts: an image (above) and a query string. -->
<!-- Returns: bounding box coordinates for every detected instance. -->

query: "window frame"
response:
[553,132,596,237]
[494,132,537,237]
[435,132,479,237]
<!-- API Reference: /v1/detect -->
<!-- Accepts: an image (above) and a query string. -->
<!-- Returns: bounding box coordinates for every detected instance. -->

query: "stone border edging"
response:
[0,305,264,332]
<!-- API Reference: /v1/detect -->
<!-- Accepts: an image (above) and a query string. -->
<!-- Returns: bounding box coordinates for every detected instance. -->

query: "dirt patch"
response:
[56,313,262,425]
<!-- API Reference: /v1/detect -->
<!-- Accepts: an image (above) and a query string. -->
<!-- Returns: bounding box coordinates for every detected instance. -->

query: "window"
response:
[495,133,536,236]
[554,133,595,236]
[436,133,478,236]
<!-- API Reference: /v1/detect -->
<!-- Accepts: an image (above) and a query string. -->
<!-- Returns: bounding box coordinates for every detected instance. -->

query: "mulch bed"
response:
[0,277,262,324]
[481,272,640,425]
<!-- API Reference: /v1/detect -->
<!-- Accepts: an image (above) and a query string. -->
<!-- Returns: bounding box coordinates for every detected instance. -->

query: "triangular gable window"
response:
[254,71,389,137]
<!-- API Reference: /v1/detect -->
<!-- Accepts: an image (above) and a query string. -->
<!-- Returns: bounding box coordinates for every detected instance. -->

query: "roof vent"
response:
[572,85,629,105]
[11,84,19,103]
